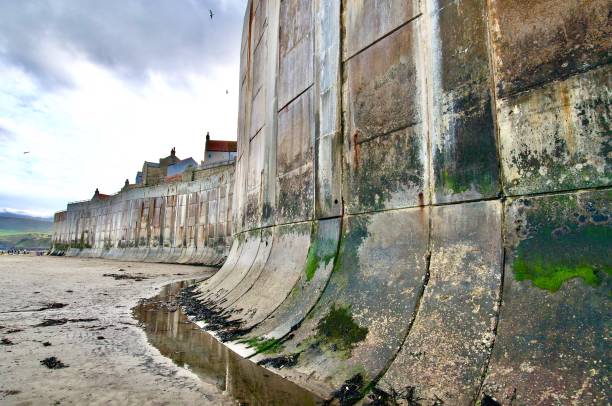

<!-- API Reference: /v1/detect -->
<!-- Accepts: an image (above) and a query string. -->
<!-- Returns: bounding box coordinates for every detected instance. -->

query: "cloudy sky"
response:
[0,0,246,218]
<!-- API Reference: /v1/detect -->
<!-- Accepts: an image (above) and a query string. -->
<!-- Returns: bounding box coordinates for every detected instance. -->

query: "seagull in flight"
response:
[23,151,30,154]
[226,89,229,94]
[209,9,214,20]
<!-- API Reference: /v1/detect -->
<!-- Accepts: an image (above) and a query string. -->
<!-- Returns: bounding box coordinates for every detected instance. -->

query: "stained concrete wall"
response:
[190,0,611,404]
[52,164,234,266]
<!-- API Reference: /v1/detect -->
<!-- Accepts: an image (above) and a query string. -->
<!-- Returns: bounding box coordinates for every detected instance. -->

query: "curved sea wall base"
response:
[186,190,610,404]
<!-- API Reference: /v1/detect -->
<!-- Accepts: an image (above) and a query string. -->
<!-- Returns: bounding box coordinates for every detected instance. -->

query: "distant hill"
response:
[0,213,53,235]
[0,233,52,250]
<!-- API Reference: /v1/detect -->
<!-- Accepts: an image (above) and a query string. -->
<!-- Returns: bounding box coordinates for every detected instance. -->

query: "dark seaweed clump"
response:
[481,394,501,406]
[257,353,300,369]
[40,357,68,369]
[325,374,366,406]
[178,285,249,341]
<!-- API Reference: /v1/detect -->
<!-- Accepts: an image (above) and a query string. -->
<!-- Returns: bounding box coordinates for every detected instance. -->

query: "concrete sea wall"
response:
[52,164,234,266]
[191,0,611,404]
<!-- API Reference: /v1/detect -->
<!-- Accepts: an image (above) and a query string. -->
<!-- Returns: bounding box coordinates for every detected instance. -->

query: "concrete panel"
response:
[209,228,273,310]
[378,200,502,404]
[276,88,314,224]
[488,0,612,97]
[343,22,428,214]
[253,208,429,399]
[500,65,612,196]
[260,0,279,229]
[239,218,341,356]
[481,190,611,404]
[223,222,312,332]
[314,0,342,218]
[428,0,500,203]
[199,230,261,303]
[278,0,313,109]
[343,0,420,59]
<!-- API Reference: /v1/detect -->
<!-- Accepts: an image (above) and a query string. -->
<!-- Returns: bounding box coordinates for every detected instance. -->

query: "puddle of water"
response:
[133,280,323,406]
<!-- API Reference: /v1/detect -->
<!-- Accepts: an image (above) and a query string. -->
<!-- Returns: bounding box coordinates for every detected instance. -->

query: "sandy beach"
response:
[0,255,233,405]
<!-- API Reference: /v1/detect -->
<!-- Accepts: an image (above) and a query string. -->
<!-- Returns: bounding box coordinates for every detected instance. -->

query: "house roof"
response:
[206,140,237,152]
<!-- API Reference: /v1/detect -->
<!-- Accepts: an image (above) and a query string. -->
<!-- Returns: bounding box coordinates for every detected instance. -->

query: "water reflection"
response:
[133,280,322,406]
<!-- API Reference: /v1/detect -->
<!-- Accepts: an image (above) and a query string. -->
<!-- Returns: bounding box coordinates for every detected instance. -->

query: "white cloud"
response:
[0,1,243,216]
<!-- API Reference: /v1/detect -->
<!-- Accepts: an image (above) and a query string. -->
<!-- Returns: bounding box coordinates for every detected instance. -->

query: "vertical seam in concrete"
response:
[422,0,436,207]
[484,0,505,199]
[338,0,345,219]
[313,0,321,218]
[473,199,507,404]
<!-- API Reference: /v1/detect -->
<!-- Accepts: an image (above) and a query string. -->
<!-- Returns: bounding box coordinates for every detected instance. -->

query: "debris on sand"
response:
[0,390,21,397]
[42,341,52,346]
[5,328,23,334]
[37,303,67,311]
[103,273,147,281]
[40,357,68,369]
[65,290,74,293]
[35,318,98,327]
[1,302,67,313]
[97,336,105,340]
[1,338,15,345]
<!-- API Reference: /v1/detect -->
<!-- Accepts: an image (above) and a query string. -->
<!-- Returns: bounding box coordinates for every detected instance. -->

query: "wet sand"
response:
[0,255,234,405]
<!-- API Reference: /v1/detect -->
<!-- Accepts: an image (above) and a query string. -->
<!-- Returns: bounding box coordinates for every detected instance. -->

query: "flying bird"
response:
[226,90,229,94]
[23,151,30,154]
[209,9,214,19]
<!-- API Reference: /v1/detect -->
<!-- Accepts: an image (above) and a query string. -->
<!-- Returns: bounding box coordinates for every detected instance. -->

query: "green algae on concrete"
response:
[510,192,611,292]
[316,304,368,352]
[304,237,337,281]
[240,337,283,354]
[483,190,611,403]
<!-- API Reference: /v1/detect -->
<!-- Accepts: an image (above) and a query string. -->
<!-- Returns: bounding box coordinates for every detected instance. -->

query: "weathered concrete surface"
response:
[481,190,611,404]
[428,0,500,203]
[235,218,341,357]
[378,200,502,404]
[206,228,272,310]
[488,0,611,97]
[222,222,312,331]
[197,230,260,304]
[343,21,428,213]
[52,165,234,266]
[252,208,430,397]
[187,0,611,402]
[499,65,611,195]
[276,88,315,224]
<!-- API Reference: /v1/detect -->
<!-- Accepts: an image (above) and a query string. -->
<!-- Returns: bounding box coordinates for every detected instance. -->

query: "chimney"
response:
[206,132,210,141]
[171,147,176,157]
[125,179,129,186]
[94,188,99,196]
